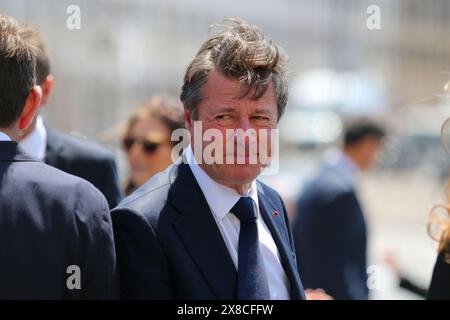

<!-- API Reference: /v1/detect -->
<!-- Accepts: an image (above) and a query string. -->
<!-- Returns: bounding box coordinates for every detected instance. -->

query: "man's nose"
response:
[233,116,258,146]
[236,116,252,131]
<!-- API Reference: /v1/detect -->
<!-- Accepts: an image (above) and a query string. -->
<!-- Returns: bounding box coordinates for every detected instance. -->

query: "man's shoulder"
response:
[8,159,106,208]
[296,169,356,215]
[256,179,284,207]
[112,163,176,220]
[47,129,115,163]
[309,168,354,196]
[257,179,281,197]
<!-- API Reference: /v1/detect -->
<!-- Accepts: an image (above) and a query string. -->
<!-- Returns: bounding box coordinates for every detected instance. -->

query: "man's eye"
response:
[216,114,231,120]
[253,116,270,121]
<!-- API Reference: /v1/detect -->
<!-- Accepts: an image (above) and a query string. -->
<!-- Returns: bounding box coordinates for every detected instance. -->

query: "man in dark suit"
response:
[0,13,118,299]
[112,18,305,300]
[18,29,123,208]
[293,119,385,300]
[43,128,123,208]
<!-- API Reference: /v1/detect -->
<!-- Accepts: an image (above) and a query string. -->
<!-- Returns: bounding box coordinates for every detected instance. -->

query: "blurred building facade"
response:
[1,0,450,141]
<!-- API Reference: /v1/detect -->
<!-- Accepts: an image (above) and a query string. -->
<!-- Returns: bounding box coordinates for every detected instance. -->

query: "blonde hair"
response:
[428,118,450,263]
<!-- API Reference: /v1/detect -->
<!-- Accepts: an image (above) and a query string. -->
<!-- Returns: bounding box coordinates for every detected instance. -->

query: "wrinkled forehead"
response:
[201,70,277,108]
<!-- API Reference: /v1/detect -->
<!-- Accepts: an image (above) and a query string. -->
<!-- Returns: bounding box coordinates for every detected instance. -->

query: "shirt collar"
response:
[19,116,47,161]
[0,131,12,141]
[186,145,259,220]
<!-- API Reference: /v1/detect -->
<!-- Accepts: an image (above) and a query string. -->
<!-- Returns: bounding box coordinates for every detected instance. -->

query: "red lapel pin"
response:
[273,210,279,217]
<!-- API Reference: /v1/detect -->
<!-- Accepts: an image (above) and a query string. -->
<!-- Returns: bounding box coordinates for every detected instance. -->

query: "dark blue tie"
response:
[231,197,270,300]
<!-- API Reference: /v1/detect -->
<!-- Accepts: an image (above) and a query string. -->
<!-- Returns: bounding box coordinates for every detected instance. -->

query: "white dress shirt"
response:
[186,145,290,300]
[19,116,47,161]
[0,132,12,141]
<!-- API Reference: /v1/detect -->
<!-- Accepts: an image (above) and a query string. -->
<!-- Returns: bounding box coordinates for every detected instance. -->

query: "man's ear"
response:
[40,75,54,106]
[19,86,42,130]
[184,108,193,131]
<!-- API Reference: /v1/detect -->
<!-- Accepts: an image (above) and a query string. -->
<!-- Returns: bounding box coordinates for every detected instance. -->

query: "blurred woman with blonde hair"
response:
[427,118,450,299]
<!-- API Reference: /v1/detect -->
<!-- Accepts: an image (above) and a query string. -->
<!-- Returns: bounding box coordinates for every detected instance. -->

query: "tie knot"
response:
[231,197,256,224]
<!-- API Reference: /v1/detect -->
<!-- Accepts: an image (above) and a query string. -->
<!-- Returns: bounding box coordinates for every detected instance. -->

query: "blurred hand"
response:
[305,288,334,300]
[380,248,400,277]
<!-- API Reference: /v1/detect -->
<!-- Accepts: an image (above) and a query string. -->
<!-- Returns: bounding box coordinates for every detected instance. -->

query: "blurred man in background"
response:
[0,13,118,299]
[293,118,385,300]
[19,30,123,208]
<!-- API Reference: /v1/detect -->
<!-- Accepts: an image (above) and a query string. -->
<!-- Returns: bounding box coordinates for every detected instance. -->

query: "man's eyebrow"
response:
[213,107,236,113]
[253,108,276,115]
[209,106,276,115]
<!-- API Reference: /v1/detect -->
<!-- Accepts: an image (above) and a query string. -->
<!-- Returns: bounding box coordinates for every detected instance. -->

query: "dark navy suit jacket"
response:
[45,128,123,208]
[111,159,305,300]
[0,141,118,299]
[293,166,368,300]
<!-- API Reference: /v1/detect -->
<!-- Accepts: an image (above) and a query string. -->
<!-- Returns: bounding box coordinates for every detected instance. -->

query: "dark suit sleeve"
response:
[111,208,173,299]
[73,183,119,299]
[325,192,367,299]
[99,157,123,209]
[399,276,428,298]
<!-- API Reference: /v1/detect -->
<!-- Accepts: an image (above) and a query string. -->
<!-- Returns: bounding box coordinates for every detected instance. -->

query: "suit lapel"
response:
[169,162,237,299]
[257,182,305,299]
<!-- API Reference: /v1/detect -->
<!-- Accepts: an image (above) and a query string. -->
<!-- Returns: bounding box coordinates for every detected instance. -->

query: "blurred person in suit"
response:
[112,18,306,300]
[293,118,385,300]
[18,29,123,208]
[0,13,118,299]
[121,95,184,195]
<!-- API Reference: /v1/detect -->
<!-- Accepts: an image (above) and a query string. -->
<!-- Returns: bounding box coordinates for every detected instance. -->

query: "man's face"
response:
[358,136,383,170]
[187,70,278,190]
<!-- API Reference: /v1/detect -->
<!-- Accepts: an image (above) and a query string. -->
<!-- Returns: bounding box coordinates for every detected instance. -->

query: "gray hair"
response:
[180,18,288,121]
